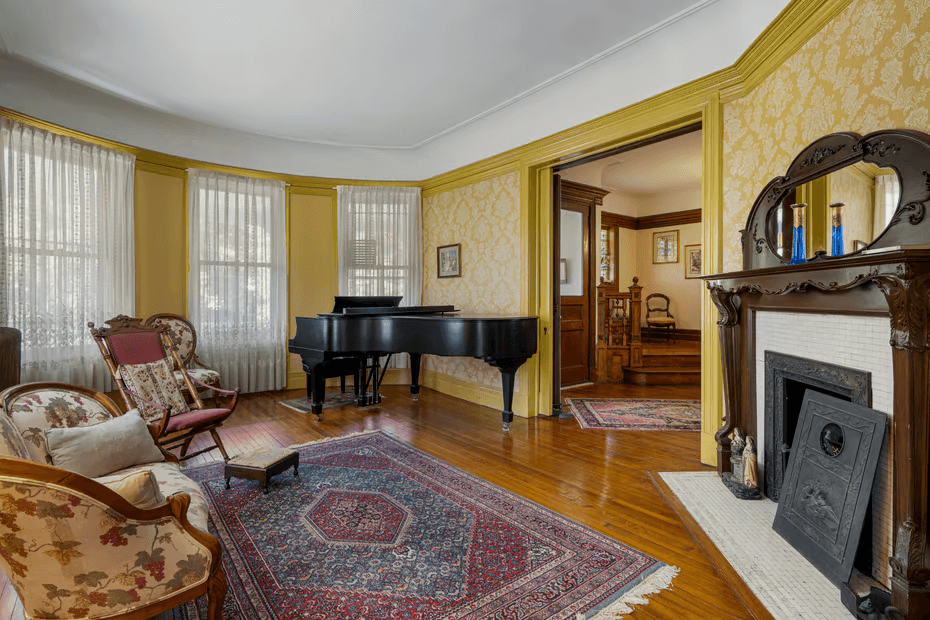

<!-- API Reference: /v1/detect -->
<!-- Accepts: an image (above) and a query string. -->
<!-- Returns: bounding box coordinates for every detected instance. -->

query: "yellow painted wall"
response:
[722,0,930,272]
[286,190,339,389]
[133,168,186,317]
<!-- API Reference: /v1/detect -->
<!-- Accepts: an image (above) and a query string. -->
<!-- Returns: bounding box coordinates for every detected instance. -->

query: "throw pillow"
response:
[119,357,191,422]
[45,410,166,478]
[100,469,166,509]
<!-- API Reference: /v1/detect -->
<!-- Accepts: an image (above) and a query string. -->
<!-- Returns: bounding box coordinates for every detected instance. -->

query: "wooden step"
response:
[622,365,701,386]
[641,354,701,368]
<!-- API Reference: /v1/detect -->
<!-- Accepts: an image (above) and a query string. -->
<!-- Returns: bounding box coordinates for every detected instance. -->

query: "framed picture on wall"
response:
[437,243,461,278]
[684,244,702,278]
[653,230,679,264]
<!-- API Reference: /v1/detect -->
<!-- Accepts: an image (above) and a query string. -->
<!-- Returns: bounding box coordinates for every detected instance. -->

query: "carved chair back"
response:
[144,313,197,367]
[646,293,674,319]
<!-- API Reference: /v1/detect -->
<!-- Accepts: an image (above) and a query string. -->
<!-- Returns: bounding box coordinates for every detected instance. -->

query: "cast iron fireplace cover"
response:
[773,391,887,587]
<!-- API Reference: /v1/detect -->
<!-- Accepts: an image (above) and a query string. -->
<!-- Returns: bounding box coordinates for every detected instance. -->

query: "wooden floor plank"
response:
[0,381,763,619]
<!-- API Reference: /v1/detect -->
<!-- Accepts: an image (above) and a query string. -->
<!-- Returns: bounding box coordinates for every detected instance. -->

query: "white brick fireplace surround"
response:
[754,310,894,587]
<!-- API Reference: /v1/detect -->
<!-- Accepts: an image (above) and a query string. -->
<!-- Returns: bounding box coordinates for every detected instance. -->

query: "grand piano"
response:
[288,296,538,430]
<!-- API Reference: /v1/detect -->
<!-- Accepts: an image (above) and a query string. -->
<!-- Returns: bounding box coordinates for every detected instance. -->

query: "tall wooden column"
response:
[877,272,930,617]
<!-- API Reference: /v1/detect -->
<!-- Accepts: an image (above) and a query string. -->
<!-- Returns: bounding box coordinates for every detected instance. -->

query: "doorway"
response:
[550,124,703,411]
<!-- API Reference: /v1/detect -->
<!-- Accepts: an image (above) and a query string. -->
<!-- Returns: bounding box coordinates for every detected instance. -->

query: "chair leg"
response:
[206,564,228,620]
[179,435,195,457]
[210,428,230,462]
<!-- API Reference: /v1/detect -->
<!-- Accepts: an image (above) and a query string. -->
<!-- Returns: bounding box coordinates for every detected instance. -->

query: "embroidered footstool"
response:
[224,447,299,493]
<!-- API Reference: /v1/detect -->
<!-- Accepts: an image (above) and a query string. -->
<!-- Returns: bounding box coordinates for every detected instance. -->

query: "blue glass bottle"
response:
[790,203,807,264]
[830,202,845,256]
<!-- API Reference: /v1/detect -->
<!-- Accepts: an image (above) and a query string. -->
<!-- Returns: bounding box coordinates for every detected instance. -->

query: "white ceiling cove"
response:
[0,0,791,180]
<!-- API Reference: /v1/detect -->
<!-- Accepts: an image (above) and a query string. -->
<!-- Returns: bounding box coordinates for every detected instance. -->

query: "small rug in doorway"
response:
[567,398,701,431]
[174,431,677,619]
[278,390,356,414]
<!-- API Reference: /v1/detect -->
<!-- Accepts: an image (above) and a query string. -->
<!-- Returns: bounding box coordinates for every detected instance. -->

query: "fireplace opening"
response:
[764,351,875,579]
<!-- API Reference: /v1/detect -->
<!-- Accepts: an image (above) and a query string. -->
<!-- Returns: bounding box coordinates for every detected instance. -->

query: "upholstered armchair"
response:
[0,382,226,619]
[143,313,221,397]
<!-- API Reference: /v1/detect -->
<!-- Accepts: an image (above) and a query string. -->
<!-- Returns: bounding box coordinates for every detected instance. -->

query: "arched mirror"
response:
[763,164,900,260]
[740,129,930,271]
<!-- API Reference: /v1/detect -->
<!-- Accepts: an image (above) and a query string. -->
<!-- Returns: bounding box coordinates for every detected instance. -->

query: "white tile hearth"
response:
[661,471,852,619]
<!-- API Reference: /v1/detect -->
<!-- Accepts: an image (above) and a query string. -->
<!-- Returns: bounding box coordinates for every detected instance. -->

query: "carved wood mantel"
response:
[704,129,930,616]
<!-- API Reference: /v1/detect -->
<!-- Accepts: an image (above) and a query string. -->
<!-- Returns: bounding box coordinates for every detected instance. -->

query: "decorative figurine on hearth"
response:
[743,436,758,489]
[721,430,761,500]
[730,428,745,481]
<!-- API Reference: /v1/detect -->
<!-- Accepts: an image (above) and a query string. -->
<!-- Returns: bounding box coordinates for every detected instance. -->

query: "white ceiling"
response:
[598,130,702,193]
[0,0,791,180]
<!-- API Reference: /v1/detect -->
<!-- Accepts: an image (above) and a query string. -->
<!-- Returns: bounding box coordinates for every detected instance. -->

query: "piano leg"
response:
[308,370,325,418]
[490,359,526,432]
[409,353,422,401]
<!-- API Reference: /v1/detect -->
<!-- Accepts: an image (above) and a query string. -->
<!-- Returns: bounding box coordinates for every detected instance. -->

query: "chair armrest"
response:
[0,457,222,619]
[147,423,180,463]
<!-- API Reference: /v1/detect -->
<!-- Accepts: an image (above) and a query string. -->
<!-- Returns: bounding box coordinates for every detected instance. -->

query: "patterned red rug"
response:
[174,431,676,619]
[566,399,701,431]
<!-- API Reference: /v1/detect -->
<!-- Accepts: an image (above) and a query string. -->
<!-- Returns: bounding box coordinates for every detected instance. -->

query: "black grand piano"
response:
[288,296,538,430]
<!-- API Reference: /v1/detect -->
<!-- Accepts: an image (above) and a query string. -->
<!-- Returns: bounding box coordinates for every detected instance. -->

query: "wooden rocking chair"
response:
[89,315,239,461]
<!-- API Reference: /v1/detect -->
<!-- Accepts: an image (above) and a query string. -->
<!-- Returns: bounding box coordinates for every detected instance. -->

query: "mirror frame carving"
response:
[739,129,930,271]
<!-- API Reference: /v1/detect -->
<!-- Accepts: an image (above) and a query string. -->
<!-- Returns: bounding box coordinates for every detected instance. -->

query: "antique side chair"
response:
[645,293,677,342]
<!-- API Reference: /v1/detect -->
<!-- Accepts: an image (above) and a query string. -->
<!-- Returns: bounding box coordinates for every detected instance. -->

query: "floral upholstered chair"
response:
[143,313,221,398]
[89,315,239,462]
[0,382,226,619]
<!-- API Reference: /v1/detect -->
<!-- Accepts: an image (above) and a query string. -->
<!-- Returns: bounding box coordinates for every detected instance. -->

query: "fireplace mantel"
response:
[704,129,930,616]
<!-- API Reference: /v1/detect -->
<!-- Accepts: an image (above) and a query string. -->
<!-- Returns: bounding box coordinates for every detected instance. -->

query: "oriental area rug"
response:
[174,431,677,619]
[566,399,701,431]
[277,390,357,414]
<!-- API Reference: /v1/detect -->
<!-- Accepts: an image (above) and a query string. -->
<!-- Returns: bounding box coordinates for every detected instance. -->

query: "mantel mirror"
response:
[740,129,930,272]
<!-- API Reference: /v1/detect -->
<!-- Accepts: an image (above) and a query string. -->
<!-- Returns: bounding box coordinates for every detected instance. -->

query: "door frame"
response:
[529,97,724,465]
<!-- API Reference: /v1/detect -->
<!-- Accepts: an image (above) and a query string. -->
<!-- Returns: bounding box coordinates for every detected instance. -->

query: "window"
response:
[188,169,287,393]
[337,186,422,304]
[1,118,135,389]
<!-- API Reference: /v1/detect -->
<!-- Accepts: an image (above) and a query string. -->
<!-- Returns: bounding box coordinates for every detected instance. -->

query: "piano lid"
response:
[332,296,402,312]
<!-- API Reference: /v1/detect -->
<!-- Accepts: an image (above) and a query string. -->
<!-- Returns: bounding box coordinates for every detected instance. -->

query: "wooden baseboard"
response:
[648,471,775,620]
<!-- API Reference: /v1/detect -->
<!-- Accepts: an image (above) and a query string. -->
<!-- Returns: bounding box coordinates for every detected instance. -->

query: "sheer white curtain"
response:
[337,186,422,368]
[1,118,135,390]
[873,174,901,238]
[188,169,287,393]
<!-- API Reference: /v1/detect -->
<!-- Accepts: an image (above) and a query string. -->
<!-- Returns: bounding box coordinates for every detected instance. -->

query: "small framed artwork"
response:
[559,258,568,284]
[437,243,461,278]
[653,229,679,264]
[684,244,702,278]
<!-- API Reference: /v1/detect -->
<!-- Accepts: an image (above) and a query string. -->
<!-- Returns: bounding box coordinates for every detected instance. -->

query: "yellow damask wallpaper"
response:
[722,0,930,272]
[421,172,522,390]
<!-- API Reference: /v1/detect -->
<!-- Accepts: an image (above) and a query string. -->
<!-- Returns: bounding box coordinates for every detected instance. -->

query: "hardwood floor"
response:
[1,383,762,619]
